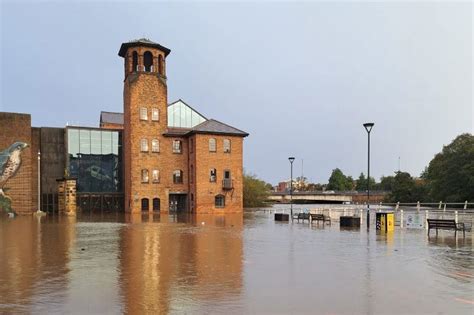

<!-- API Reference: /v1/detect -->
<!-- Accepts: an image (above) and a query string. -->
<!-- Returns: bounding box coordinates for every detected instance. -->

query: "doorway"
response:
[169,194,187,213]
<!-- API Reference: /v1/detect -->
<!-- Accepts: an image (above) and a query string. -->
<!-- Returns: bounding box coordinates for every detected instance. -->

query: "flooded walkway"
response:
[1,206,473,314]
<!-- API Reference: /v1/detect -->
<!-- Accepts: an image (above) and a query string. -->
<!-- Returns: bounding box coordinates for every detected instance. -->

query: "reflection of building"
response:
[119,214,243,313]
[0,38,248,214]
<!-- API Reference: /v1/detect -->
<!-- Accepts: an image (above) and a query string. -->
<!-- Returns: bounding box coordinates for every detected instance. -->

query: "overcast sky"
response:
[1,1,472,184]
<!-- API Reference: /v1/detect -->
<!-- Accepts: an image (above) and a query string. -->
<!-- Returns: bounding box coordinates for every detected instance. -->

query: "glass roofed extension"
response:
[167,100,207,128]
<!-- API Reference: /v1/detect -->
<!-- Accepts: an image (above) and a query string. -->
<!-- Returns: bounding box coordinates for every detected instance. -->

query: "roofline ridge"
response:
[206,118,249,135]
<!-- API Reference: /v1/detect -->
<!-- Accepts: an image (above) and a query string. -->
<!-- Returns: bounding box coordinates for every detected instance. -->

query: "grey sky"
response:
[1,1,472,184]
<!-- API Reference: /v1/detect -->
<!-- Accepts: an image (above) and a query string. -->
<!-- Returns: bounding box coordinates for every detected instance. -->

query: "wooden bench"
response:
[310,213,331,225]
[293,212,310,222]
[427,219,466,237]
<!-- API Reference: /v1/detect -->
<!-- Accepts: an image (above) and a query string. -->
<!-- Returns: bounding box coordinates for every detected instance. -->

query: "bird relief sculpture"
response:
[0,142,29,214]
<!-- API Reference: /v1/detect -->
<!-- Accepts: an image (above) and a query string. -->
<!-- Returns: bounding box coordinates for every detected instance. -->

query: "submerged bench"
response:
[293,212,310,222]
[310,213,331,225]
[427,219,467,237]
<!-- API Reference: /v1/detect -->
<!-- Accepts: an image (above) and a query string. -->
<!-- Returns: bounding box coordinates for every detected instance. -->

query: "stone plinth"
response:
[57,177,77,216]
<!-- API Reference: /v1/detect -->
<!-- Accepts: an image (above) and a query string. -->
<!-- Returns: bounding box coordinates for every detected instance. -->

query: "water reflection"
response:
[118,213,243,314]
[0,216,75,313]
[0,207,472,314]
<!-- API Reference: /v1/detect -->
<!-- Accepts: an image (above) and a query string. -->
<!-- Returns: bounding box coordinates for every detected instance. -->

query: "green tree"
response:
[355,173,376,191]
[387,171,426,202]
[378,175,395,191]
[327,168,353,191]
[243,173,271,207]
[423,133,474,202]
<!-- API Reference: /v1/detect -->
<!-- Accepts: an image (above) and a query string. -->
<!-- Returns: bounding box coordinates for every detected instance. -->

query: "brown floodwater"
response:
[0,206,473,314]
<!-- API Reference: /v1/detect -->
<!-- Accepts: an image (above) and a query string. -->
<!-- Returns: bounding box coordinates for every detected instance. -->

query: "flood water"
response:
[1,204,473,314]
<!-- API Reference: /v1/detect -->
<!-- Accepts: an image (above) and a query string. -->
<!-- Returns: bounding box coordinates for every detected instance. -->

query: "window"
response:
[141,198,149,211]
[223,139,231,153]
[210,168,217,182]
[140,107,148,121]
[152,108,159,121]
[215,195,225,208]
[152,139,159,152]
[152,170,160,183]
[144,51,153,72]
[209,138,216,152]
[153,198,160,211]
[140,139,148,152]
[172,140,182,153]
[173,170,183,184]
[141,169,149,183]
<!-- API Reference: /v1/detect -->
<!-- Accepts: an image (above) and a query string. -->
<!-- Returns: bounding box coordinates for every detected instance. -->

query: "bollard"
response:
[439,201,442,210]
[360,209,363,225]
[400,209,404,228]
[395,202,400,211]
[425,210,429,230]
[417,201,420,212]
[455,210,458,224]
[443,203,446,212]
[464,201,468,210]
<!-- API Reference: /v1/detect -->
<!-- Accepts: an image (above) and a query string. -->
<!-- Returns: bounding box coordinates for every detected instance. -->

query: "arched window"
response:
[209,138,216,152]
[173,170,183,184]
[152,139,159,152]
[144,51,153,72]
[132,51,138,72]
[223,139,231,153]
[141,198,149,211]
[140,139,148,152]
[152,169,159,183]
[158,55,163,74]
[141,169,149,183]
[215,195,225,208]
[153,198,160,211]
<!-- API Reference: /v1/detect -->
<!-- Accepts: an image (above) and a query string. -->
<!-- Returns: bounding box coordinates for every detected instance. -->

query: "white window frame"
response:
[152,139,160,153]
[209,138,216,152]
[152,108,159,121]
[172,140,182,153]
[141,169,149,183]
[140,139,148,152]
[223,139,231,153]
[210,168,217,182]
[140,107,148,121]
[152,169,160,183]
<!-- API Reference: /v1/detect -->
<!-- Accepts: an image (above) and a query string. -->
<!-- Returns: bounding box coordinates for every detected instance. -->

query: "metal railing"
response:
[222,179,233,190]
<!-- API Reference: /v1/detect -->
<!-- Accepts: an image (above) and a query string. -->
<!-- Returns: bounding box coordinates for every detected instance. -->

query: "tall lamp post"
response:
[288,157,295,220]
[363,123,374,228]
[37,151,41,213]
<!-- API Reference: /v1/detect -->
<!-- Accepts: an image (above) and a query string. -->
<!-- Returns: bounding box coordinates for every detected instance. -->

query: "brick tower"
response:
[119,39,171,213]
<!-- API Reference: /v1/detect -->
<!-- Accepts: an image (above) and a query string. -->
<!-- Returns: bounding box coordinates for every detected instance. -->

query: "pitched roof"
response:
[189,119,249,137]
[100,111,124,125]
[118,38,171,57]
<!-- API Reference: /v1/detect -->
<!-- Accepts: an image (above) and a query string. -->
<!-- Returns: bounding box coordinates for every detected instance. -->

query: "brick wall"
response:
[100,122,124,130]
[0,113,33,214]
[193,134,243,213]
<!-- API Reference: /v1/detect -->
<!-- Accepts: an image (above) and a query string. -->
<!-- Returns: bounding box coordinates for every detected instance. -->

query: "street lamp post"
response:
[288,157,295,220]
[37,151,41,212]
[363,123,374,229]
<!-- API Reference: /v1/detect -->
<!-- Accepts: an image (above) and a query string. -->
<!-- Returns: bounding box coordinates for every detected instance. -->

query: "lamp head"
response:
[363,122,374,133]
[288,157,295,163]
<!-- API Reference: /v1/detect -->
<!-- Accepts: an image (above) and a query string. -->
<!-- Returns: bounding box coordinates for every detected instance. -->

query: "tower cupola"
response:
[118,38,170,77]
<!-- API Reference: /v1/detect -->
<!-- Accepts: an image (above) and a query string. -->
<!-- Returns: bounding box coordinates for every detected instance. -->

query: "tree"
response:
[378,175,395,191]
[423,133,474,202]
[355,173,376,191]
[243,173,271,207]
[327,168,353,191]
[387,171,426,202]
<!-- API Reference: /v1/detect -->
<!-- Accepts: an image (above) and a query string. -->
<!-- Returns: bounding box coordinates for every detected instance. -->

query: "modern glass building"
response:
[67,127,123,211]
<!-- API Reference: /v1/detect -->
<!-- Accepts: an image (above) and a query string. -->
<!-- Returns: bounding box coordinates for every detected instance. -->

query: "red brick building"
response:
[0,38,248,215]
